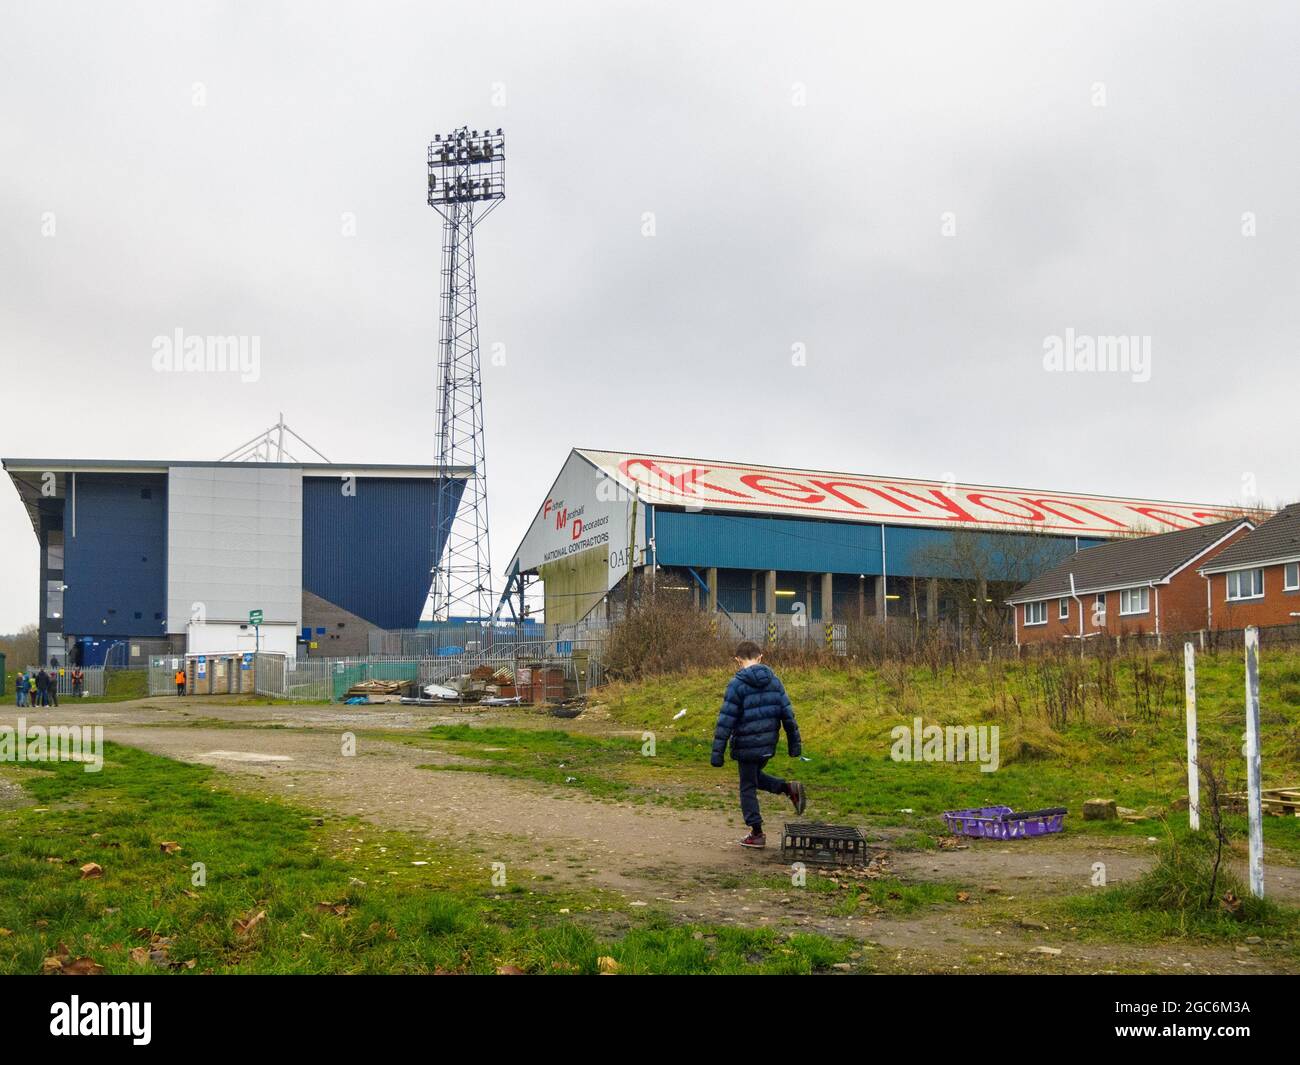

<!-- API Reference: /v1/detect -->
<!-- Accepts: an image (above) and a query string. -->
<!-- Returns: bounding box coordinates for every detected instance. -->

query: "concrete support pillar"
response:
[821,572,834,623]
[857,576,866,620]
[976,577,988,632]
[706,567,718,614]
[875,575,887,619]
[927,578,939,623]
[765,570,778,646]
[750,571,758,615]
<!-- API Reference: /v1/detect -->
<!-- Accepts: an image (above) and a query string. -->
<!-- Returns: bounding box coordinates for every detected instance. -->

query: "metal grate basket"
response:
[780,822,869,866]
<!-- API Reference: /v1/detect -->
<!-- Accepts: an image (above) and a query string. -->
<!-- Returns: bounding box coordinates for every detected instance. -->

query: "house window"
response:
[1093,593,1107,622]
[1058,598,1069,620]
[1024,601,1047,626]
[1119,587,1150,615]
[1285,562,1299,591]
[1226,569,1264,601]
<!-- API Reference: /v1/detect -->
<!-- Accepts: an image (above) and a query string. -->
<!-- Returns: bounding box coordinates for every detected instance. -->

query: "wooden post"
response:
[1183,641,1199,832]
[1243,626,1265,899]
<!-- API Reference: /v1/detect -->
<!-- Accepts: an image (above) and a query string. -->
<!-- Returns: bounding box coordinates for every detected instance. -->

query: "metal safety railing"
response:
[13,666,107,701]
[246,647,602,704]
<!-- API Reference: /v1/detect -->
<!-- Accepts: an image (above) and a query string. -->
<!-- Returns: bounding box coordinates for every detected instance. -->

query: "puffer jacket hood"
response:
[736,664,775,689]
[710,664,802,765]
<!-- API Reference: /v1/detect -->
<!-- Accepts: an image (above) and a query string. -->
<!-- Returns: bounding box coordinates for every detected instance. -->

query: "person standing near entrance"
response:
[71,667,83,697]
[175,666,187,696]
[49,669,60,707]
[35,668,50,707]
[15,671,27,707]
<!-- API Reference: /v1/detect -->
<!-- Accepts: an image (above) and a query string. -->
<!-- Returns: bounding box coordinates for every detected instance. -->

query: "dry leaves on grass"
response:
[597,956,621,975]
[42,942,105,976]
[159,841,182,855]
[366,921,398,941]
[234,910,267,937]
[79,863,103,880]
[819,857,891,889]
[314,901,351,917]
[128,933,194,970]
[495,964,526,975]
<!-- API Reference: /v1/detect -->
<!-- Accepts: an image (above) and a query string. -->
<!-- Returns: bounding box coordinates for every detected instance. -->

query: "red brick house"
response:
[1198,503,1300,631]
[1007,518,1253,646]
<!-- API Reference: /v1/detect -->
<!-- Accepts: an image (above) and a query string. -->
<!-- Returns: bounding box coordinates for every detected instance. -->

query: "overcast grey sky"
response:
[1,1,1296,631]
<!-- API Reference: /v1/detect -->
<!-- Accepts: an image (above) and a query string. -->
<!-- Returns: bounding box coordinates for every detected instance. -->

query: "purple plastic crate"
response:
[942,805,1067,840]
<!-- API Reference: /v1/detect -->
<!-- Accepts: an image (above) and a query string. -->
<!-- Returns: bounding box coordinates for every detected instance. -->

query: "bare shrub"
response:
[602,599,729,681]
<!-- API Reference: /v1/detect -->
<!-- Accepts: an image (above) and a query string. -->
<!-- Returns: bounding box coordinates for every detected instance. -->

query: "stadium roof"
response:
[1005,518,1253,603]
[574,449,1236,537]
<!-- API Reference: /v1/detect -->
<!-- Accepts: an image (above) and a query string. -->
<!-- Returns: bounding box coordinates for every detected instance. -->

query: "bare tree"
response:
[0,623,39,672]
[912,526,1076,646]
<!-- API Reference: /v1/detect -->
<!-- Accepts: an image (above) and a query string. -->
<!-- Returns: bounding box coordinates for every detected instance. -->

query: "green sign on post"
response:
[249,609,263,625]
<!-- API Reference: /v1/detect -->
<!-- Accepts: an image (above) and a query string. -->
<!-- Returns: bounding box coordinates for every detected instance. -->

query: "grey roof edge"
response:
[1197,503,1300,574]
[2,457,472,477]
[1200,550,1300,574]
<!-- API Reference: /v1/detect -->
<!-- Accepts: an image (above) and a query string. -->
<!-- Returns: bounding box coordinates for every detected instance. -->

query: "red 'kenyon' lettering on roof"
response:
[596,451,1229,537]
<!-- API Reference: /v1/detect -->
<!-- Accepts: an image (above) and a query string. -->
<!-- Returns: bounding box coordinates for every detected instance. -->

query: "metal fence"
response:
[251,647,602,704]
[369,621,609,659]
[14,666,107,700]
[716,613,849,654]
[148,658,179,696]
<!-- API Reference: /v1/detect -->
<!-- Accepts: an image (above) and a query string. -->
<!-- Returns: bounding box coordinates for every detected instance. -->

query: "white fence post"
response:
[1184,641,1199,831]
[1243,626,1265,900]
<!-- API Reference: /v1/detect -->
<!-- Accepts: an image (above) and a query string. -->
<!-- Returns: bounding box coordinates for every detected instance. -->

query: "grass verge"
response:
[0,743,852,974]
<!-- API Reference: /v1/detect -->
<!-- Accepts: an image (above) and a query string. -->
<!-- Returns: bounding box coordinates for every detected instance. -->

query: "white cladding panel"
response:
[166,466,303,631]
[186,621,298,658]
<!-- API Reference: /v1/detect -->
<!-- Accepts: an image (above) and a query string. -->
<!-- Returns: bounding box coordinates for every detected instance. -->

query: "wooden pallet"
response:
[1222,785,1300,817]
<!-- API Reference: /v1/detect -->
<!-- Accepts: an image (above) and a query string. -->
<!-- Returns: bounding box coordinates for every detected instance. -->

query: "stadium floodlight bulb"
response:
[427,125,505,215]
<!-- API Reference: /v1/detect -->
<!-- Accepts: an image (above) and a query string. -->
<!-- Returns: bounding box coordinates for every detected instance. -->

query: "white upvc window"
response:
[1058,597,1069,620]
[1024,601,1047,626]
[1119,587,1150,615]
[1226,568,1264,601]
[1285,562,1299,591]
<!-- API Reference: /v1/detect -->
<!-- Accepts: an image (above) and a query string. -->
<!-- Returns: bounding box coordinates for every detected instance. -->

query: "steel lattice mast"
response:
[427,126,505,622]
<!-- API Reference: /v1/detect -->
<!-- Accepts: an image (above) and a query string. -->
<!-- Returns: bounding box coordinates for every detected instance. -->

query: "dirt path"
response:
[3,698,1296,973]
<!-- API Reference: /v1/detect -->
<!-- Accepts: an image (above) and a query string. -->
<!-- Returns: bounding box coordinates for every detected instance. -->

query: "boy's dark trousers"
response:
[737,757,787,830]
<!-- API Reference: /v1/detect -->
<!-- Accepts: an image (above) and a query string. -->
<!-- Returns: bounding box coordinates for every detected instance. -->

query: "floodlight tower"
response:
[426,126,505,622]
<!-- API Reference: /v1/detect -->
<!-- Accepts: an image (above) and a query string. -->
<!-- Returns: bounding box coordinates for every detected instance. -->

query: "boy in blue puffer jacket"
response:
[710,641,806,848]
